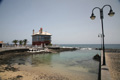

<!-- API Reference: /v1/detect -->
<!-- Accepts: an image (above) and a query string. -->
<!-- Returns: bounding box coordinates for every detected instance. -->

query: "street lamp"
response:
[90,5,115,65]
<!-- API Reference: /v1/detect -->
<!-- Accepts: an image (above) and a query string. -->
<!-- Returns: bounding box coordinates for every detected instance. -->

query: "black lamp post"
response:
[90,5,115,65]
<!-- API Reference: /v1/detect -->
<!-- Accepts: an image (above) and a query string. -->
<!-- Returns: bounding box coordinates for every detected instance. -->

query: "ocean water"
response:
[4,44,120,79]
[8,49,100,80]
[59,44,120,49]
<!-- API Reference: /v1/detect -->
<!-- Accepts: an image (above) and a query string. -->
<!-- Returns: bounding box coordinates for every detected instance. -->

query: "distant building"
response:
[32,28,52,46]
[0,41,3,48]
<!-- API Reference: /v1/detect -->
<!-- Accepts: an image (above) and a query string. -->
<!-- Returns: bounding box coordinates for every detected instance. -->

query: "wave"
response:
[79,48,93,50]
[61,46,94,50]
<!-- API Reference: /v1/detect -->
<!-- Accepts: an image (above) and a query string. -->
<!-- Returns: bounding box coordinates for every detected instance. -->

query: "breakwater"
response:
[0,47,77,54]
[0,47,29,53]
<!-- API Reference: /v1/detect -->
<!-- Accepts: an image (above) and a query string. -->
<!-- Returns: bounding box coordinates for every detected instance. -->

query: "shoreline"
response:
[0,48,76,80]
[0,48,120,80]
[0,47,77,53]
[0,47,77,64]
[0,47,97,80]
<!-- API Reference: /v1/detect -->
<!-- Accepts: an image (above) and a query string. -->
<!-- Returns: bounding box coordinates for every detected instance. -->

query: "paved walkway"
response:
[101,51,111,80]
[0,47,29,53]
[105,52,120,80]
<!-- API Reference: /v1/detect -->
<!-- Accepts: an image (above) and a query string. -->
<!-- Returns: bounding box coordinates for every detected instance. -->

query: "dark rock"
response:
[93,54,100,61]
[0,70,5,72]
[16,75,23,78]
[4,66,18,72]
[19,58,25,61]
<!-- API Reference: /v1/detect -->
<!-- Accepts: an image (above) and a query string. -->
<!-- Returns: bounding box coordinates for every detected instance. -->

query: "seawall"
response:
[0,47,29,53]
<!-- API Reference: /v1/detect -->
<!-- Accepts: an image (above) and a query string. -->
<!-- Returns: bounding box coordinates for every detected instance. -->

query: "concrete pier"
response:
[101,51,111,80]
[0,47,29,53]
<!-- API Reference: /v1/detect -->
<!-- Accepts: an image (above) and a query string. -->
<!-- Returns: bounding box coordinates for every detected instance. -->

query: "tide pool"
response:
[7,50,100,80]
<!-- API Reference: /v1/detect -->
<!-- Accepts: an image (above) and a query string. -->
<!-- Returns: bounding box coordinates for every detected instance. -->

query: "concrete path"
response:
[101,51,111,80]
[0,47,29,53]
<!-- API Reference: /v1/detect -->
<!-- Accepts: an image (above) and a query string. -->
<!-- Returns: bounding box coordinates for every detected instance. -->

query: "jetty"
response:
[0,47,29,53]
[0,46,77,54]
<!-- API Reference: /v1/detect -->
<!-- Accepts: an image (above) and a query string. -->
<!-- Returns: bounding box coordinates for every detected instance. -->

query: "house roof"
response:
[32,31,51,36]
[0,41,3,44]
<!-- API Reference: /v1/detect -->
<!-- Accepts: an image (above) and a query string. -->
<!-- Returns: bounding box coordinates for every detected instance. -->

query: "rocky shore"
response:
[0,47,77,59]
[48,47,77,53]
[0,64,70,80]
[0,47,77,66]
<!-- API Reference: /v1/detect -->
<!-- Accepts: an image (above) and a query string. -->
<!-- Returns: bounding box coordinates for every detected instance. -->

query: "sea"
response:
[5,44,120,80]
[58,44,120,49]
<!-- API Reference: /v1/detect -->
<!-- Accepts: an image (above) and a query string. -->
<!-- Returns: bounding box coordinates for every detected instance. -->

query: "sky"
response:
[0,0,120,44]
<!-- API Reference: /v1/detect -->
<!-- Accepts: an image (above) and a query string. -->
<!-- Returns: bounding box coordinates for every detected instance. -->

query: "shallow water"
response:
[8,50,100,80]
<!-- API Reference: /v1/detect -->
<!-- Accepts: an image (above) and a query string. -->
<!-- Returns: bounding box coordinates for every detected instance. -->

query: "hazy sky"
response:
[0,0,120,44]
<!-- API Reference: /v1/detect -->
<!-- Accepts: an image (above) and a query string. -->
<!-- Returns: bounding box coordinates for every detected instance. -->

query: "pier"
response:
[101,51,111,80]
[0,47,29,53]
[0,46,77,53]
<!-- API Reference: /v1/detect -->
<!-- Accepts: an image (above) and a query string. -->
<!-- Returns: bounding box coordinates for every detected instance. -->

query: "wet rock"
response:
[16,75,23,78]
[93,54,100,61]
[0,70,5,72]
[18,63,25,65]
[5,75,23,80]
[4,66,18,72]
[19,58,25,61]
